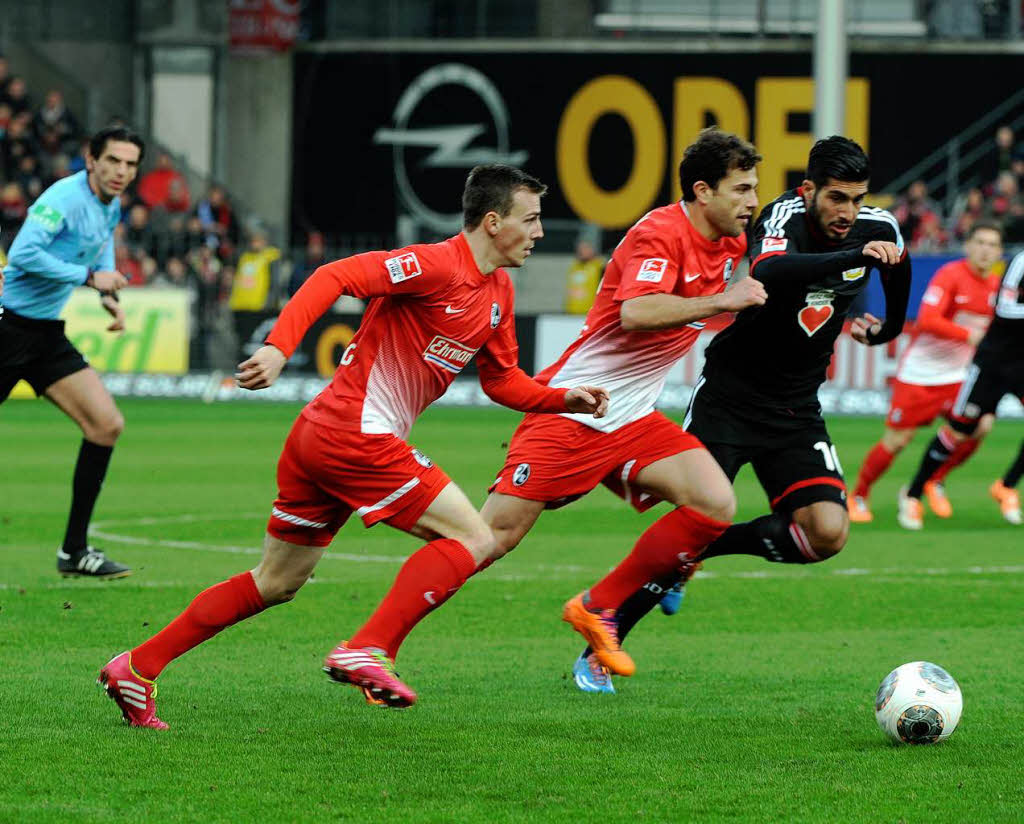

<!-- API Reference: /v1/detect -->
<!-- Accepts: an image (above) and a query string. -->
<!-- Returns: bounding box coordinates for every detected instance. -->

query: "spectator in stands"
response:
[4,113,36,178]
[989,171,1024,243]
[123,203,159,266]
[14,154,44,201]
[229,227,280,311]
[34,89,80,152]
[137,151,191,212]
[893,180,947,252]
[0,102,11,140]
[0,180,27,243]
[953,187,986,241]
[165,177,191,214]
[2,76,31,116]
[565,239,604,314]
[994,125,1017,178]
[196,184,240,261]
[114,226,145,286]
[288,230,326,296]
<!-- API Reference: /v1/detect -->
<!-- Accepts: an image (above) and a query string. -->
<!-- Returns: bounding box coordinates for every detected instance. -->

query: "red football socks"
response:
[853,442,895,498]
[931,436,979,483]
[131,571,266,680]
[587,506,729,611]
[349,538,476,661]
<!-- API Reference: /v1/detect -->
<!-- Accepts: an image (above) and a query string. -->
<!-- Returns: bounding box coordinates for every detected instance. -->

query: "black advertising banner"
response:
[234,309,537,377]
[292,50,1018,241]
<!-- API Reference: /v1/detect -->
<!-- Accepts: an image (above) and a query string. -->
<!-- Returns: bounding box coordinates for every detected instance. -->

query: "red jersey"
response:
[896,259,999,385]
[266,233,567,437]
[536,202,746,432]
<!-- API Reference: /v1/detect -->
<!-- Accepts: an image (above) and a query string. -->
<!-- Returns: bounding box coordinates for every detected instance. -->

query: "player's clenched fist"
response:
[720,275,767,312]
[88,270,128,292]
[565,385,610,418]
[237,344,288,390]
[849,312,883,345]
[862,240,902,266]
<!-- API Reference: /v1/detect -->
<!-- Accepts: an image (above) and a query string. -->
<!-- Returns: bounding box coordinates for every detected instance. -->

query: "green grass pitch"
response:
[2,399,1022,822]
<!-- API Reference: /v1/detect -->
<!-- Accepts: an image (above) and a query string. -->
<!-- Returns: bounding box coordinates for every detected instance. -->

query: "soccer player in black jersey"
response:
[899,248,1024,528]
[574,136,913,687]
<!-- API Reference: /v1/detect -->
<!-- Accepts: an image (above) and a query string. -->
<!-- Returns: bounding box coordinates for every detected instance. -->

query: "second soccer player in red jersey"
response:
[98,165,609,726]
[848,221,1003,524]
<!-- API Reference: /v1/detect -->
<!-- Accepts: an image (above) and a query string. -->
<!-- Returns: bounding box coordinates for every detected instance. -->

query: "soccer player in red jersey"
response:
[477,128,767,684]
[98,165,608,727]
[849,221,1003,524]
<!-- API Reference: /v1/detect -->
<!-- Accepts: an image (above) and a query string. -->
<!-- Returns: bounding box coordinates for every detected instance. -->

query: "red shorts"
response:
[490,411,703,512]
[268,415,451,547]
[886,379,961,429]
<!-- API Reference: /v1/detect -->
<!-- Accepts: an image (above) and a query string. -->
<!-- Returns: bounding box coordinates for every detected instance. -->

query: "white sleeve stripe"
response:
[857,208,905,255]
[996,251,1024,318]
[763,197,804,238]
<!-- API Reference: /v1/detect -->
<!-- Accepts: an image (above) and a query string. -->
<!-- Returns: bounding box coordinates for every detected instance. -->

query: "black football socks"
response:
[1002,439,1024,489]
[907,434,954,500]
[60,439,114,556]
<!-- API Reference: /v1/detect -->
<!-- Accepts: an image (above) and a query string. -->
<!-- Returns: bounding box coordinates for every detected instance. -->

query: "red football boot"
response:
[98,651,169,730]
[323,643,417,708]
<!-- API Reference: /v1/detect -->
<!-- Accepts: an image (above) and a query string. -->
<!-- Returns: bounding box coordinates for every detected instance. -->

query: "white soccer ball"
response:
[875,661,963,744]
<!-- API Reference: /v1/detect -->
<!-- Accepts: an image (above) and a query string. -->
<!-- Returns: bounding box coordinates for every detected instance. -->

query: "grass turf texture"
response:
[2,399,1022,822]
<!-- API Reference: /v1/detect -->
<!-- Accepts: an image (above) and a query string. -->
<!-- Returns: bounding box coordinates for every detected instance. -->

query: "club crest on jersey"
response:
[490,302,501,328]
[385,252,422,283]
[513,463,531,486]
[637,258,668,283]
[761,237,788,253]
[411,448,433,468]
[798,290,835,337]
[723,258,734,281]
[423,335,477,373]
[842,266,866,282]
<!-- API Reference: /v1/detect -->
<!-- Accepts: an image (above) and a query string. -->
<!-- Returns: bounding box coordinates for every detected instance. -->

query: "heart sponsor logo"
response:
[797,290,835,336]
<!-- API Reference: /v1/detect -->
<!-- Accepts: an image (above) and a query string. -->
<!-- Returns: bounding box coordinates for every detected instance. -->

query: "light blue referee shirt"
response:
[4,170,120,320]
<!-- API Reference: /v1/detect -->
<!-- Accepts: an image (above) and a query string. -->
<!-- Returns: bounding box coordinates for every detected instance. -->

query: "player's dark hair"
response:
[89,125,146,163]
[678,127,761,202]
[966,219,1003,241]
[462,164,547,229]
[806,136,870,187]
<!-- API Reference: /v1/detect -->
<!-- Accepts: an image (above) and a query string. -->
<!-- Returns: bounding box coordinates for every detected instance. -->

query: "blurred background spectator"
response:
[288,229,326,296]
[229,227,280,311]
[564,239,604,314]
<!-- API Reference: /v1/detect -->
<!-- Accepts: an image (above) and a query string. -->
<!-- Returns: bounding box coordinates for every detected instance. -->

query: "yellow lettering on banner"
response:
[672,78,750,203]
[557,75,666,229]
[316,323,355,378]
[755,78,870,198]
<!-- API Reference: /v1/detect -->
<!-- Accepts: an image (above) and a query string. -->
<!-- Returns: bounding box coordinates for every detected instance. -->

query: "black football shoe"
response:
[57,546,132,579]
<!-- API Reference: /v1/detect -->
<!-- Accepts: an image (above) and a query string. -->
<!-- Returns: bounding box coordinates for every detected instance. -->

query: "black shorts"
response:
[949,360,1024,434]
[0,309,89,401]
[684,378,847,512]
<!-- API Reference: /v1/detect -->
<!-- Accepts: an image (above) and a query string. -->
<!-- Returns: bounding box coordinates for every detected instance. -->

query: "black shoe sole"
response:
[59,569,133,579]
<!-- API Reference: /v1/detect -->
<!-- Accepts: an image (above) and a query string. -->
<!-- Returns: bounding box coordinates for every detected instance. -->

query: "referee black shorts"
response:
[949,360,1024,435]
[0,308,89,402]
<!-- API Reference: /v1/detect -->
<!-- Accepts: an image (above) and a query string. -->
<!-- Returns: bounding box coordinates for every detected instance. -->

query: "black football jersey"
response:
[701,188,905,410]
[975,249,1024,366]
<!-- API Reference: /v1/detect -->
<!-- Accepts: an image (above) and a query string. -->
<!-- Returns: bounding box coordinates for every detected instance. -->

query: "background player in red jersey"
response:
[900,247,1024,528]
[849,221,1003,523]
[98,165,609,727]
[572,137,913,687]
[474,128,767,683]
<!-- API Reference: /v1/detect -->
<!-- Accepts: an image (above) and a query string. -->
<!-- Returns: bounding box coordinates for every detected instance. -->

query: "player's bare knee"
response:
[804,513,849,559]
[688,486,736,524]
[454,525,498,565]
[974,415,995,438]
[87,411,125,445]
[254,571,309,606]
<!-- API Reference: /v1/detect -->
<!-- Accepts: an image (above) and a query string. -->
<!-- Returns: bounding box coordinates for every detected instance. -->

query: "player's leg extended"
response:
[901,425,970,530]
[563,448,734,676]
[991,434,1024,524]
[850,425,914,522]
[44,367,131,577]
[336,482,492,674]
[479,492,547,569]
[100,534,316,729]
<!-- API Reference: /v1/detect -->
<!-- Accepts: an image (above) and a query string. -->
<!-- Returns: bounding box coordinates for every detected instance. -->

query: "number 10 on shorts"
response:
[814,441,843,473]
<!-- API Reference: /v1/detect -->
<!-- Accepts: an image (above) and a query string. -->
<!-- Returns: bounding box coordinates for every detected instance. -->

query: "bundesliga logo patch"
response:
[636,258,668,283]
[385,252,423,283]
[761,237,788,253]
[423,335,477,373]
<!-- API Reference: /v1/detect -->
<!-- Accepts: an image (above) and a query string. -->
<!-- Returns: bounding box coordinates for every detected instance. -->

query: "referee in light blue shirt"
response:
[1,125,144,578]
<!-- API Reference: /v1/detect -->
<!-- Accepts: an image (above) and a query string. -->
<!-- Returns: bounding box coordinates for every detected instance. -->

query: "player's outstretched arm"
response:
[620,276,766,331]
[236,344,288,390]
[850,253,912,346]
